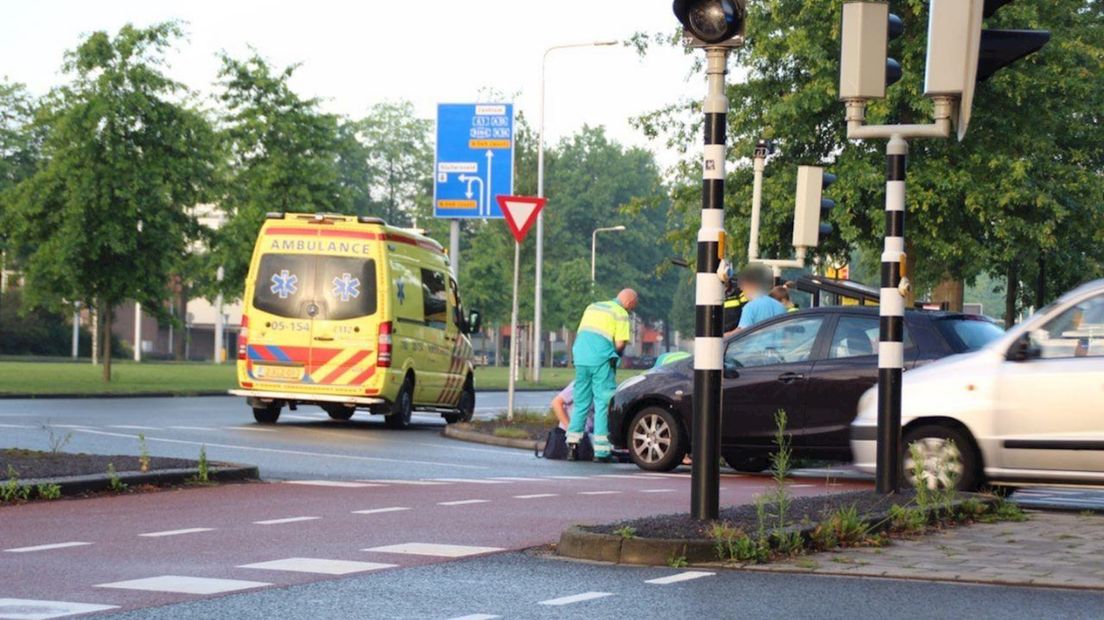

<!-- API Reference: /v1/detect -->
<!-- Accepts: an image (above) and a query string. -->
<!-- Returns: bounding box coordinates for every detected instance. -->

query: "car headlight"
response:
[616,374,647,393]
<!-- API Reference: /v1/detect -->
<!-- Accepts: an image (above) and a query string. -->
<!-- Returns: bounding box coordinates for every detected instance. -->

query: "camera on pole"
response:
[793,166,837,250]
[924,0,1051,140]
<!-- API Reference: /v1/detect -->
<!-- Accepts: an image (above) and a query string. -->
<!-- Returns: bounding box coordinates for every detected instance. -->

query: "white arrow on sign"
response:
[484,150,494,216]
[457,174,484,212]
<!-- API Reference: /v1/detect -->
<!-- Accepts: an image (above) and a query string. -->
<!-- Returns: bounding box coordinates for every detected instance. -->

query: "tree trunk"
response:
[932,275,965,312]
[1004,262,1020,329]
[566,330,575,367]
[101,303,113,382]
[1035,255,1046,310]
[493,324,501,368]
[172,283,188,362]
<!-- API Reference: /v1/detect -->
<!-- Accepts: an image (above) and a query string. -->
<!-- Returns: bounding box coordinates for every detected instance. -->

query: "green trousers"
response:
[566,362,615,456]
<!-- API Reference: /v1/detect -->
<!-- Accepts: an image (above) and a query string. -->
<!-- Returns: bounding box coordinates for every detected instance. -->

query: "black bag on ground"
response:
[537,427,594,461]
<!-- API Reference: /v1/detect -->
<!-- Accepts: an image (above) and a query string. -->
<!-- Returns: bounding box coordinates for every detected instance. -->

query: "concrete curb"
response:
[442,424,538,451]
[16,463,260,496]
[556,496,998,566]
[0,391,229,400]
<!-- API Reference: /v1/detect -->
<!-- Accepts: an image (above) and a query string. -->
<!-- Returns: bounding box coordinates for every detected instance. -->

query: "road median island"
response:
[1,448,259,503]
[442,422,540,451]
[557,490,1012,567]
[442,411,558,451]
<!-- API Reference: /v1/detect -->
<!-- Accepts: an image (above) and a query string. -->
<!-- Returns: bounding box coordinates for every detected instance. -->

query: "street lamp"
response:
[532,39,618,381]
[591,225,626,283]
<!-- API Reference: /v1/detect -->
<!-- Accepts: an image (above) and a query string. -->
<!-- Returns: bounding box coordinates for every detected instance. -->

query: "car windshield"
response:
[935,317,1004,352]
[253,254,377,320]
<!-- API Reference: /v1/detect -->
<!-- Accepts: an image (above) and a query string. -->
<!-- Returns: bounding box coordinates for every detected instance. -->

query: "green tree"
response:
[4,22,218,380]
[0,78,41,328]
[210,52,361,299]
[635,1,1104,324]
[357,100,434,229]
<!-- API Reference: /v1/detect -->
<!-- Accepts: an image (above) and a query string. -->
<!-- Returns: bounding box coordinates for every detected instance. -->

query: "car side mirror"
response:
[723,361,739,379]
[1008,333,1038,362]
[467,310,482,335]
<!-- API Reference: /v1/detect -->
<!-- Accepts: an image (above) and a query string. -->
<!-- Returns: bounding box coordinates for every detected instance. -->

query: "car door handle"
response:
[777,372,805,384]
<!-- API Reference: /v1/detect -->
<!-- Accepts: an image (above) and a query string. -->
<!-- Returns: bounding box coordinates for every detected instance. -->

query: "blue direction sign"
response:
[434,103,514,219]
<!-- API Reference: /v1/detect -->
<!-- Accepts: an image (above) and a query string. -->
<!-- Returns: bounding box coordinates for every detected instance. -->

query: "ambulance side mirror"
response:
[466,310,483,335]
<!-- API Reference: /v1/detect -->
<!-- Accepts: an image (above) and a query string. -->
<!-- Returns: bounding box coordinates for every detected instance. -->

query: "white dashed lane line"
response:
[513,494,558,499]
[432,478,510,485]
[96,575,270,595]
[238,557,396,575]
[538,592,615,606]
[0,598,117,618]
[283,480,382,488]
[352,507,411,515]
[226,426,277,433]
[4,541,92,553]
[360,479,448,486]
[253,516,321,525]
[362,543,504,558]
[639,489,675,493]
[645,571,715,585]
[447,615,501,620]
[437,499,490,506]
[490,477,545,482]
[168,426,218,431]
[578,491,621,496]
[107,425,158,430]
[0,423,36,429]
[139,528,215,538]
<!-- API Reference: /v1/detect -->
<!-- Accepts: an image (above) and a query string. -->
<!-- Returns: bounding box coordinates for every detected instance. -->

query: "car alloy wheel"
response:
[632,412,673,465]
[903,436,965,491]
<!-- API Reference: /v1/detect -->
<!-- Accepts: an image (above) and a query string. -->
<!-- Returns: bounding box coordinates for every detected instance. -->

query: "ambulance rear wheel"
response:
[444,380,475,424]
[385,376,414,429]
[252,402,281,425]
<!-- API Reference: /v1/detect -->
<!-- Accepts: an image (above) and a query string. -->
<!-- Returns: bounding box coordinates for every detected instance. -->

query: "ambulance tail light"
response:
[378,321,393,368]
[238,315,249,361]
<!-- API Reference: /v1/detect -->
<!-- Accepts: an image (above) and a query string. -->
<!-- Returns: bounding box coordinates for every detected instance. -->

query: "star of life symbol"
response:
[332,273,361,302]
[396,280,406,305]
[270,269,298,299]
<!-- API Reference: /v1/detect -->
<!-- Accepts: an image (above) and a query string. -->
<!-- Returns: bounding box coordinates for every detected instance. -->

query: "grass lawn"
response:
[0,359,643,396]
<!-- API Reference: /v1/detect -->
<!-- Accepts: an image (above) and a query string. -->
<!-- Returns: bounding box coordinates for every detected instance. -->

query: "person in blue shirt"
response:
[726,265,786,336]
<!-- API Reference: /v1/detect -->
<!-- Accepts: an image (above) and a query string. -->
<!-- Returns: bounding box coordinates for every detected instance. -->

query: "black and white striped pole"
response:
[672,0,746,520]
[691,46,729,520]
[877,136,908,494]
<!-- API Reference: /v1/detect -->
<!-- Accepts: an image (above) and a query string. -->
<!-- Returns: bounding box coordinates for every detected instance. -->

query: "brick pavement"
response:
[745,510,1104,590]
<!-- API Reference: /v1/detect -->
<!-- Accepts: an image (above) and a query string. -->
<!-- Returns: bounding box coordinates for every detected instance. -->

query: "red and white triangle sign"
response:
[496,195,547,243]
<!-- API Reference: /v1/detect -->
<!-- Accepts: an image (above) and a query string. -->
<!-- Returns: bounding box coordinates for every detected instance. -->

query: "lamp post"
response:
[532,39,618,381]
[591,225,626,283]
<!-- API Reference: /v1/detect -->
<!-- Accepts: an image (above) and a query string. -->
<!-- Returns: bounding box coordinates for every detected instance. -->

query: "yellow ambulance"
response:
[229,213,480,429]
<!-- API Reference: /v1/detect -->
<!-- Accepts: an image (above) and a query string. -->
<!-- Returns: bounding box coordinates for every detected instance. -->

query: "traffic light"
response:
[793,166,836,249]
[924,0,1050,139]
[839,2,904,101]
[672,0,746,47]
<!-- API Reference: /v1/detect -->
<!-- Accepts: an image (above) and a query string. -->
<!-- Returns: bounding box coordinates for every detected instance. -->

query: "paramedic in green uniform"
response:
[567,288,638,461]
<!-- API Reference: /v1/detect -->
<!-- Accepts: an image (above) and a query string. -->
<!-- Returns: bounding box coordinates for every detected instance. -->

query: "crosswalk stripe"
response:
[238,557,397,575]
[4,541,92,553]
[579,491,621,496]
[96,575,270,595]
[646,571,715,585]
[253,516,320,525]
[139,528,214,538]
[363,542,503,558]
[352,507,411,515]
[538,592,614,606]
[438,499,490,506]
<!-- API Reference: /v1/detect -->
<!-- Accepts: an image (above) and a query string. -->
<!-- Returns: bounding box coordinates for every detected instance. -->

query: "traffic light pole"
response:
[691,46,729,520]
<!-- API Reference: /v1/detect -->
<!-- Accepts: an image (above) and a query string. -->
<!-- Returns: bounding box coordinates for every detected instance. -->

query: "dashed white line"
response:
[639,489,676,494]
[239,557,396,575]
[282,414,326,421]
[578,491,621,496]
[51,424,90,429]
[168,426,218,431]
[352,507,411,515]
[595,474,648,479]
[0,423,35,429]
[642,472,690,478]
[0,598,117,618]
[363,542,503,558]
[546,475,590,480]
[96,575,270,595]
[513,493,558,499]
[538,592,615,606]
[283,480,382,488]
[448,615,501,620]
[4,541,92,553]
[645,571,715,585]
[226,426,277,432]
[139,528,214,538]
[108,425,158,430]
[491,477,545,482]
[360,479,448,486]
[438,499,490,506]
[253,516,321,525]
[432,478,509,485]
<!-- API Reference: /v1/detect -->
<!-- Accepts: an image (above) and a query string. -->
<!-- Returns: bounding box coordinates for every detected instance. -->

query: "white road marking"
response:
[168,426,217,431]
[226,426,277,432]
[513,493,558,499]
[0,598,117,619]
[4,542,92,553]
[0,423,35,429]
[71,428,489,470]
[282,414,325,421]
[538,592,614,606]
[578,491,621,495]
[437,499,490,506]
[139,528,214,538]
[283,480,382,488]
[645,571,715,585]
[595,474,648,479]
[363,543,503,558]
[238,557,396,575]
[790,484,816,488]
[546,475,590,480]
[642,472,689,478]
[432,478,509,484]
[447,615,500,620]
[96,575,270,595]
[107,425,158,430]
[50,425,90,429]
[491,477,546,482]
[352,507,411,515]
[360,479,447,486]
[639,489,676,494]
[253,516,321,525]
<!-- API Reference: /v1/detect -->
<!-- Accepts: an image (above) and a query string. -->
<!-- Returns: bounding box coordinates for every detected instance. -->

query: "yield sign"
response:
[496,195,546,243]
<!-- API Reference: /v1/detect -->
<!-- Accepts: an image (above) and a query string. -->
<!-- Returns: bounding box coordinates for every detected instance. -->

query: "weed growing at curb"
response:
[107,463,127,492]
[138,434,150,473]
[667,551,689,569]
[492,427,530,440]
[197,446,209,482]
[2,465,31,503]
[40,422,72,455]
[35,483,61,500]
[613,526,636,540]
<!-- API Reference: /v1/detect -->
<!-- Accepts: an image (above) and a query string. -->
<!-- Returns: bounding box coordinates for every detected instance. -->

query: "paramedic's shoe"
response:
[566,443,580,461]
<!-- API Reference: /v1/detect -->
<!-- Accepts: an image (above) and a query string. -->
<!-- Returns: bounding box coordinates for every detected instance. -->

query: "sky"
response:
[1,0,700,169]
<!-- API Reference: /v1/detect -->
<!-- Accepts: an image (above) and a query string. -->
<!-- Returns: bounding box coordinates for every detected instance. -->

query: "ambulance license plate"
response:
[255,365,304,381]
